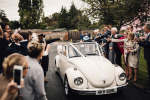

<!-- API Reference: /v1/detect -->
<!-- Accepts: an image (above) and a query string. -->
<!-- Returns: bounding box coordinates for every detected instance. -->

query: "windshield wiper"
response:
[69,56,81,58]
[85,53,98,55]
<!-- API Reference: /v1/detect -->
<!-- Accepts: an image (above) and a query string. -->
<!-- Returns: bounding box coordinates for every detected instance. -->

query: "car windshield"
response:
[73,43,100,56]
[68,46,81,58]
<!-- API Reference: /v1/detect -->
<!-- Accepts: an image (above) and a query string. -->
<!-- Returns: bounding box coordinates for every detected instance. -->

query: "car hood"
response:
[69,56,115,88]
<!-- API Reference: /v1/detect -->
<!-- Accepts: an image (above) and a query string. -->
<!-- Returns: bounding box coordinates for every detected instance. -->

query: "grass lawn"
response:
[137,48,149,86]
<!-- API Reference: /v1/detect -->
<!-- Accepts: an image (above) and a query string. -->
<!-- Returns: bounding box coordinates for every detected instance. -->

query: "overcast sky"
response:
[0,0,86,21]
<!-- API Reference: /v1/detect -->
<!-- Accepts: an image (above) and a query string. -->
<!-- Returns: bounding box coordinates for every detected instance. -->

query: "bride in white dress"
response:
[111,32,140,82]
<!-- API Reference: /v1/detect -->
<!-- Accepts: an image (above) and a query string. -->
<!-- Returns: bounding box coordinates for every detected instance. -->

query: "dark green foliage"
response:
[82,0,150,29]
[58,7,70,29]
[68,3,91,29]
[88,22,100,29]
[43,13,60,29]
[18,1,91,29]
[18,0,44,29]
[49,3,91,30]
[9,21,21,29]
[0,9,9,28]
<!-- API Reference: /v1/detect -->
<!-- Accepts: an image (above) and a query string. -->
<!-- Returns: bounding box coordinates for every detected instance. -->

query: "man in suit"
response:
[139,24,150,83]
[20,31,32,56]
[109,27,122,66]
[0,26,9,73]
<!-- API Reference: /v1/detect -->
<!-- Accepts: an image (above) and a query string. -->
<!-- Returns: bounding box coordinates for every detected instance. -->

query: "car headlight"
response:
[74,77,83,86]
[119,73,126,81]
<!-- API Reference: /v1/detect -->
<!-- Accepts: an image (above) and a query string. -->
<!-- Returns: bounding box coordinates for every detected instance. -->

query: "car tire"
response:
[64,76,72,97]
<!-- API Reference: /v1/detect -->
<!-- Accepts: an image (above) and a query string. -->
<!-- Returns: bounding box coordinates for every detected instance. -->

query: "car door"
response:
[59,45,69,78]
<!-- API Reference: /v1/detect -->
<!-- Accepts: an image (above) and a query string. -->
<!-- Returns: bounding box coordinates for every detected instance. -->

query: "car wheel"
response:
[64,76,72,97]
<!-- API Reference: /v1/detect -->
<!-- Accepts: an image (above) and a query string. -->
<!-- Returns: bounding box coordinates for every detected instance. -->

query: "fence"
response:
[68,31,81,40]
[19,29,95,41]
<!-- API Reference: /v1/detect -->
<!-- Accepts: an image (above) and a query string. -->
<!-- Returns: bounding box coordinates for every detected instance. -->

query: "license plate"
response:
[96,88,117,95]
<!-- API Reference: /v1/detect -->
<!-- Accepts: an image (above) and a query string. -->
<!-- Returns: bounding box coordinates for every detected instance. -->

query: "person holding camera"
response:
[7,33,24,55]
[20,41,47,100]
[0,53,29,100]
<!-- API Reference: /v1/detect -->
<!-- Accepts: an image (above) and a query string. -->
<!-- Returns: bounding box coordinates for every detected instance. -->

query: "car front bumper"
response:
[70,83,128,95]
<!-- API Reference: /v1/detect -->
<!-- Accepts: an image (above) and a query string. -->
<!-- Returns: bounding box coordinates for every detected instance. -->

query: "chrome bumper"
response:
[70,83,128,95]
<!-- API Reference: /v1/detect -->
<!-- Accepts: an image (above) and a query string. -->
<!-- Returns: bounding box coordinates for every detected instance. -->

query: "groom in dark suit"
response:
[139,24,150,82]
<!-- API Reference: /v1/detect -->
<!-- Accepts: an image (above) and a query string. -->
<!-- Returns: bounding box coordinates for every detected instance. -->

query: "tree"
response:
[51,13,59,28]
[82,0,150,29]
[0,9,9,28]
[68,3,79,29]
[88,22,99,29]
[18,0,32,29]
[69,3,79,19]
[43,3,91,30]
[18,0,44,29]
[43,13,59,29]
[78,15,91,29]
[58,7,70,29]
[68,3,91,29]
[9,21,21,29]
[31,0,44,28]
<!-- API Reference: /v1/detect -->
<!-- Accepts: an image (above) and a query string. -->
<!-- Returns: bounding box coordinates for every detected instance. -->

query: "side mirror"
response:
[57,45,63,54]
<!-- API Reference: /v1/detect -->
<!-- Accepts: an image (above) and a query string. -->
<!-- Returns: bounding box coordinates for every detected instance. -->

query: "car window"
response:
[68,46,81,58]
[74,43,100,56]
[62,46,67,56]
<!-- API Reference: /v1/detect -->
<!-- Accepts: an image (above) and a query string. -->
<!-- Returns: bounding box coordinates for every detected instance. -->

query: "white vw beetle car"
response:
[55,42,127,96]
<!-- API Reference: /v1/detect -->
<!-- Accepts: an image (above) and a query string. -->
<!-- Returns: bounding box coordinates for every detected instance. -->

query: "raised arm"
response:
[111,38,126,42]
[0,81,18,100]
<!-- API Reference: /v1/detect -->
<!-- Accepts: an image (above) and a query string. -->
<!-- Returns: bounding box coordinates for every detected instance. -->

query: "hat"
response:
[83,36,90,41]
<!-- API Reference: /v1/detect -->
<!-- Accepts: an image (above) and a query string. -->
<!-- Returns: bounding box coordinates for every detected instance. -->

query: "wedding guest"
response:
[21,41,47,100]
[0,26,9,73]
[139,24,150,83]
[112,32,140,81]
[0,53,28,100]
